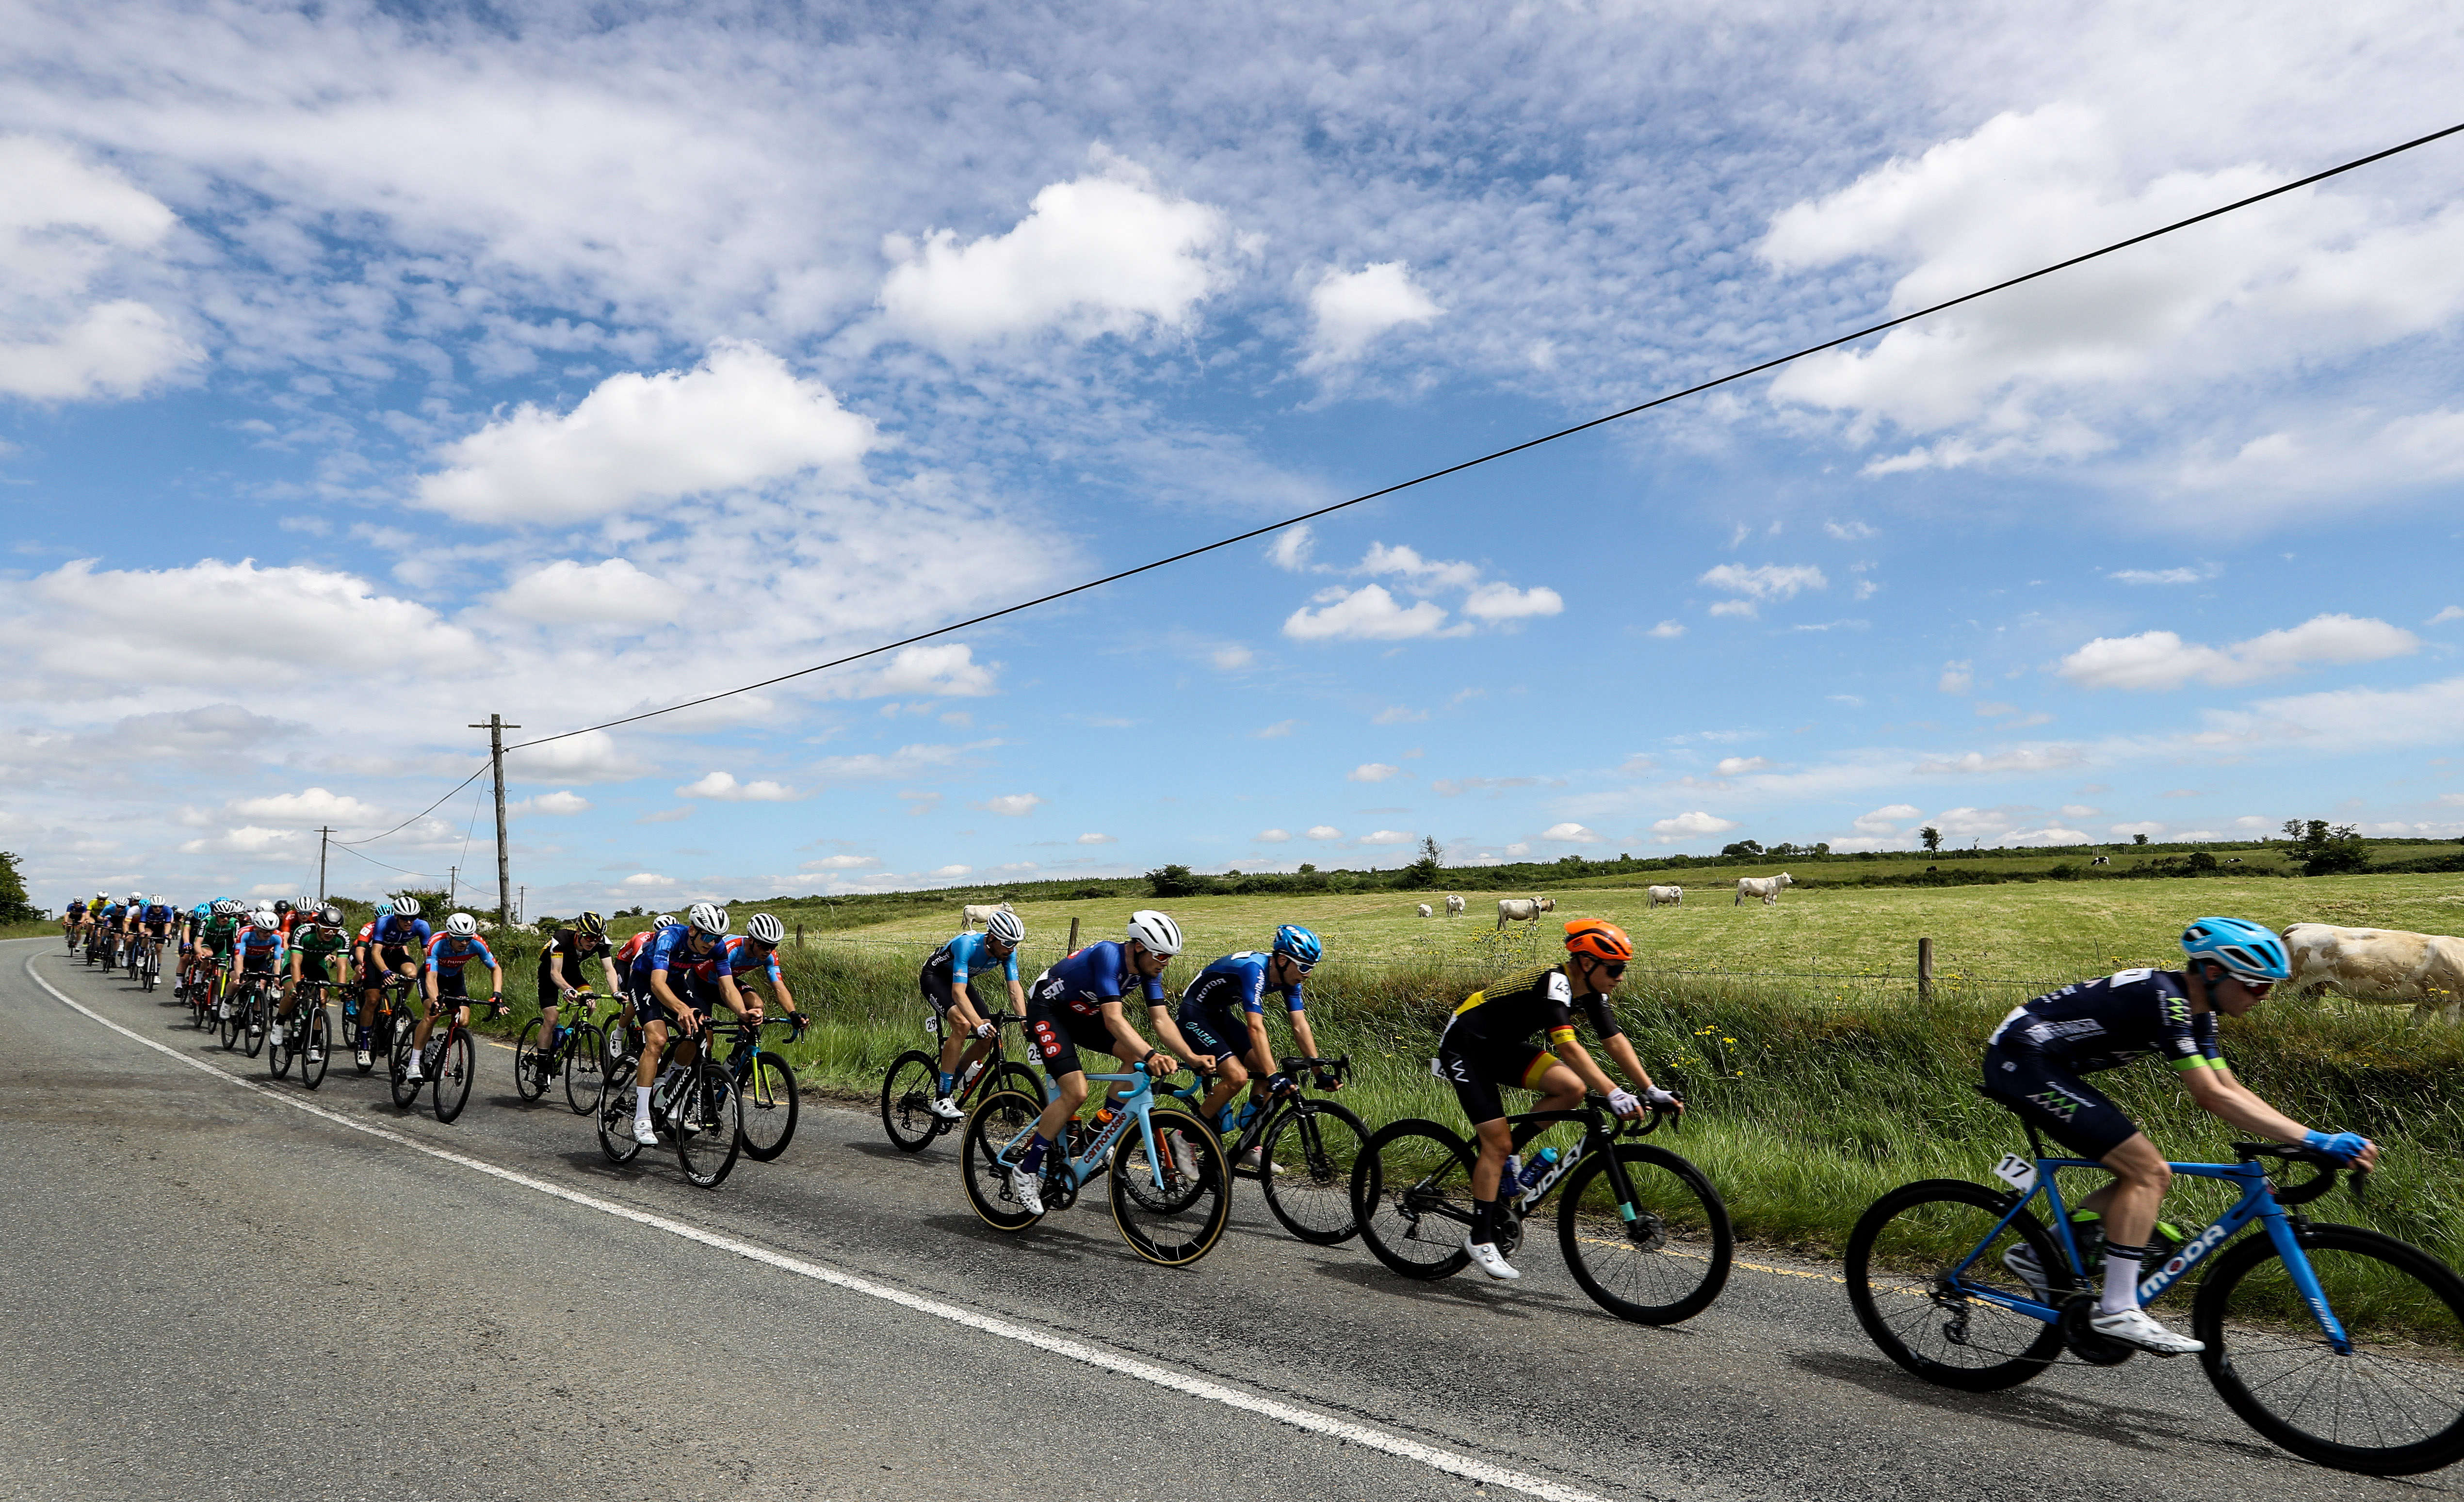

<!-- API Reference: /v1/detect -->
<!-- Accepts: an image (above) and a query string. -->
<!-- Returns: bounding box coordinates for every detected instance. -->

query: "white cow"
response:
[1648,885,1684,908]
[1445,893,1466,916]
[2091,856,2111,867]
[1734,872,1795,906]
[960,900,1015,930]
[1416,903,1434,918]
[2284,923,2464,1023]
[1495,897,1555,929]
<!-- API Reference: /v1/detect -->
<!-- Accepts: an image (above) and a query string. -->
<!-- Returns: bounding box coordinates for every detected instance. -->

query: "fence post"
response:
[1066,916,1080,955]
[795,922,804,950]
[1918,937,1934,1002]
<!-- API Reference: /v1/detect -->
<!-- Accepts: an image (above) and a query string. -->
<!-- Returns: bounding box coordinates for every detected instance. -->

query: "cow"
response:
[1416,903,1433,918]
[1495,897,1554,929]
[1445,893,1466,916]
[960,900,1015,930]
[2091,856,2111,867]
[2283,923,2464,1023]
[2227,857,2244,865]
[1735,872,1795,906]
[1648,885,1684,908]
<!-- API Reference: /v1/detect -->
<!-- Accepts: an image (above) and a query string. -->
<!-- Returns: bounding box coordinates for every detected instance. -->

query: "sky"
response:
[5,0,2463,918]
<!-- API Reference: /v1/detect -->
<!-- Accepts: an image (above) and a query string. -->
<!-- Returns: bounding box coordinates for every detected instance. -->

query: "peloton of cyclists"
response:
[917,908,1028,1121]
[1006,909,1188,1216]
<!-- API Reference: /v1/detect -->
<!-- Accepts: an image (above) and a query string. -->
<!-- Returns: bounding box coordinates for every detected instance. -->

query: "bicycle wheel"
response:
[388,1025,423,1109]
[961,1088,1047,1232]
[1844,1178,2065,1391]
[993,1061,1046,1102]
[880,1051,946,1152]
[267,1008,296,1079]
[1259,1099,1369,1245]
[1352,1118,1478,1280]
[1111,1104,1231,1267]
[597,1053,644,1164]
[299,1005,331,1091]
[513,1019,550,1102]
[220,990,245,1051]
[563,1026,606,1115]
[1557,1143,1734,1324]
[431,1029,475,1123]
[676,1060,744,1188]
[738,1052,798,1162]
[240,992,268,1059]
[2195,1222,2464,1474]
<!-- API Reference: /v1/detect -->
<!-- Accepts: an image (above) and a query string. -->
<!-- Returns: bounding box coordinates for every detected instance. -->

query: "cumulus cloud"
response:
[1698,564,1825,619]
[677,770,798,801]
[494,558,685,625]
[1304,261,1440,369]
[1853,803,1923,835]
[1075,831,1114,844]
[801,854,877,871]
[1253,719,1300,739]
[1651,811,1738,841]
[1647,620,1686,639]
[1282,541,1558,642]
[416,342,874,524]
[1914,746,2088,775]
[1266,525,1314,572]
[0,135,200,401]
[1304,824,1342,840]
[1361,829,1415,845]
[1210,644,1254,671]
[1540,822,1601,842]
[1283,583,1451,641]
[227,787,382,825]
[2109,564,2220,586]
[1714,756,1771,776]
[2429,606,2464,626]
[976,793,1043,816]
[1347,762,1400,783]
[1939,661,1974,694]
[623,872,678,888]
[511,790,591,817]
[2058,614,2418,690]
[1463,581,1565,621]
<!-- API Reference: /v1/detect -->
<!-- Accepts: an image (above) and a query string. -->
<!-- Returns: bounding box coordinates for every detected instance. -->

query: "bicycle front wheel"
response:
[431,1030,474,1122]
[1558,1144,1733,1324]
[597,1053,643,1164]
[266,1010,296,1079]
[1845,1178,2065,1391]
[563,1026,606,1115]
[1352,1119,1477,1281]
[1111,1105,1231,1267]
[961,1088,1046,1231]
[2196,1222,2464,1474]
[299,1006,331,1091]
[879,1050,944,1152]
[738,1052,798,1162]
[676,1061,743,1188]
[387,1026,422,1107]
[513,1019,550,1102]
[240,994,268,1058]
[1259,1099,1369,1245]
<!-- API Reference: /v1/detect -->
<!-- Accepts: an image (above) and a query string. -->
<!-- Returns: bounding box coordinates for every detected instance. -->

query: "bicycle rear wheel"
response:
[563,1026,605,1115]
[2196,1222,2464,1474]
[597,1053,644,1164]
[992,1062,1045,1102]
[961,1088,1046,1231]
[220,991,245,1051]
[1111,1105,1230,1267]
[299,1005,331,1090]
[879,1050,944,1152]
[676,1060,744,1188]
[431,1030,474,1123]
[1352,1119,1478,1280]
[240,992,268,1058]
[1845,1178,2065,1391]
[738,1052,798,1162]
[1558,1143,1733,1324]
[267,1008,296,1079]
[1259,1099,1368,1245]
[513,1019,551,1102]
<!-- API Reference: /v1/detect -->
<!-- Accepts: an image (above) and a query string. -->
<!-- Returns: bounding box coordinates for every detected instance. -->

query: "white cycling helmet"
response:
[1126,909,1182,956]
[130,889,145,902]
[96,889,109,900]
[445,912,479,937]
[214,899,243,915]
[686,902,728,936]
[745,912,784,946]
[656,913,678,928]
[393,894,422,918]
[985,908,1025,946]
[147,894,162,906]
[252,907,277,926]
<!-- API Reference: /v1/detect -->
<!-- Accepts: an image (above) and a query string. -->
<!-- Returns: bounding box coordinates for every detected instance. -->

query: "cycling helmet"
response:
[656,913,678,928]
[575,910,606,938]
[319,904,342,926]
[745,912,784,946]
[393,895,422,918]
[1564,919,1635,964]
[2180,917,2290,984]
[985,908,1025,946]
[374,901,393,919]
[214,899,243,915]
[1126,909,1183,956]
[147,894,162,906]
[96,889,109,900]
[1271,923,1323,969]
[274,899,293,915]
[686,902,728,936]
[445,912,479,937]
[252,906,277,926]
[130,889,144,902]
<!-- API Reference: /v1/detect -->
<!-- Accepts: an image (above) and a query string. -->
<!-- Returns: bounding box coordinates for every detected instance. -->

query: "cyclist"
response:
[273,904,350,1062]
[61,893,87,947]
[531,910,620,1086]
[130,893,178,974]
[196,900,244,1012]
[177,898,212,996]
[83,889,110,949]
[626,903,731,1146]
[1006,909,1186,1215]
[1437,920,1680,1283]
[1154,924,1333,1143]
[1981,916,2378,1356]
[720,912,803,1029]
[356,898,431,1070]
[92,892,130,963]
[917,909,1027,1121]
[228,905,289,1035]
[405,913,504,1084]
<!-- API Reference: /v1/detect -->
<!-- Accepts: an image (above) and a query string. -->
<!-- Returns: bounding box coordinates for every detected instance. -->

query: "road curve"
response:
[0,937,2445,1502]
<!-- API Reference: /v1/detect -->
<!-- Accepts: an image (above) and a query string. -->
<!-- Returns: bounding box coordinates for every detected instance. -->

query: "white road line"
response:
[21,949,1629,1502]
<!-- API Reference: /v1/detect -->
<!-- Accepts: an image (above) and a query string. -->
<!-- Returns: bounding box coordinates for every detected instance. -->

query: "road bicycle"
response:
[1352,1092,1733,1324]
[357,968,421,1075]
[82,925,107,968]
[1161,1054,1369,1245]
[134,933,166,993]
[268,976,340,1090]
[221,969,278,1058]
[389,992,503,1124]
[188,954,227,1031]
[710,1013,803,1162]
[1846,1123,2464,1475]
[514,989,612,1115]
[595,1024,744,1188]
[880,1011,1044,1152]
[961,1061,1231,1268]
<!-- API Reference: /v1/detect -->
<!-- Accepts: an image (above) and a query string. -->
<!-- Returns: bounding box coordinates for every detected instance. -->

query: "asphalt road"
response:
[4,936,2456,1502]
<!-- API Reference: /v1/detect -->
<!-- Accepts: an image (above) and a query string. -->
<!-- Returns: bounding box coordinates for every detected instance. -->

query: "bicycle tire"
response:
[676,1059,744,1188]
[387,1025,423,1109]
[738,1052,798,1162]
[1352,1118,1478,1281]
[1844,1178,2065,1392]
[992,1061,1045,1103]
[880,1050,946,1152]
[960,1088,1047,1232]
[563,1026,605,1115]
[1558,1143,1733,1324]
[1258,1099,1369,1245]
[513,1019,550,1103]
[2195,1220,2464,1474]
[299,1006,331,1091]
[267,1007,296,1079]
[1110,1103,1232,1267]
[432,1029,475,1123]
[219,990,245,1051]
[240,990,268,1059]
[597,1052,644,1164]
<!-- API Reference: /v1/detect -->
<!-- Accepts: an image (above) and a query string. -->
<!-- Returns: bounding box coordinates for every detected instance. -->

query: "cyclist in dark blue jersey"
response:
[1006,910,1185,1214]
[626,903,730,1146]
[918,910,1027,1120]
[356,898,433,1065]
[1152,924,1333,1133]
[1982,916,2377,1356]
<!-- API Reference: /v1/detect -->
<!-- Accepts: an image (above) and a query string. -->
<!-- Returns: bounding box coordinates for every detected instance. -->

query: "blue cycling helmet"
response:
[1271,924,1323,969]
[2180,917,2290,984]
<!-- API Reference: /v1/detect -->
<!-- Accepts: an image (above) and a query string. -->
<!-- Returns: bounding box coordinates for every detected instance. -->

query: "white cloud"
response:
[2059,613,2418,690]
[1540,822,1601,842]
[2060,804,2101,818]
[1823,520,1878,540]
[1372,706,1427,726]
[677,770,798,802]
[1304,825,1342,840]
[2108,564,2219,586]
[1347,762,1401,783]
[1651,811,1739,841]
[2430,607,2464,626]
[1210,644,1254,671]
[1283,542,1557,641]
[503,731,649,786]
[1939,660,1973,694]
[494,558,685,625]
[801,855,876,871]
[227,787,381,825]
[2110,821,2166,837]
[1359,542,1482,591]
[1915,746,2088,775]
[415,342,874,524]
[623,872,678,889]
[1361,829,1415,845]
[1647,620,1686,639]
[1304,261,1440,368]
[1283,583,1451,641]
[1699,564,1826,608]
[933,864,973,877]
[1253,719,1300,739]
[0,135,200,401]
[976,793,1043,817]
[1266,525,1314,572]
[1853,803,1922,835]
[1075,831,1114,844]
[1714,756,1771,776]
[832,644,1001,701]
[1254,828,1291,843]
[511,790,590,817]
[879,173,1232,348]
[1462,581,1565,622]
[178,824,304,856]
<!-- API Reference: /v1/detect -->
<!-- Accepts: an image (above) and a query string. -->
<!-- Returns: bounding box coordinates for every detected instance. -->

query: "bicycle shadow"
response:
[1308,1258,1567,1320]
[915,1212,1103,1264]
[842,1139,946,1163]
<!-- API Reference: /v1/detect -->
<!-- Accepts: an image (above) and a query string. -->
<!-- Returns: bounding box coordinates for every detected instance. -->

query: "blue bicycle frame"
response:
[1951,1152,2352,1354]
[993,1063,1178,1194]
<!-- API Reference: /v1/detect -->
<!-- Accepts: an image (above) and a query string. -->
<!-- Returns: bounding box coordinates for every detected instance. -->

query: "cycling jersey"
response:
[99,903,128,926]
[1435,965,1621,1126]
[1022,941,1165,1078]
[66,900,87,919]
[425,933,496,998]
[921,931,1019,997]
[292,923,351,958]
[720,935,781,986]
[629,925,725,1013]
[232,923,287,970]
[536,928,608,997]
[371,914,432,953]
[201,912,241,953]
[137,903,177,928]
[1178,951,1303,1060]
[1983,969,2222,1159]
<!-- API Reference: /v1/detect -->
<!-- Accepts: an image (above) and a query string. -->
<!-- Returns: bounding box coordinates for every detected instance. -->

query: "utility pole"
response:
[316,826,333,905]
[518,885,526,927]
[448,866,458,904]
[470,713,520,936]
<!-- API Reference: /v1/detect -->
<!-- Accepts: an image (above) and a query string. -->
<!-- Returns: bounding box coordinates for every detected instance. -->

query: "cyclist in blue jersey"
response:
[227,907,289,1039]
[1152,924,1333,1137]
[626,903,731,1146]
[1982,916,2378,1356]
[405,913,504,1083]
[133,894,178,940]
[1006,910,1185,1214]
[719,913,804,1028]
[355,898,431,1068]
[62,895,88,948]
[918,910,1027,1121]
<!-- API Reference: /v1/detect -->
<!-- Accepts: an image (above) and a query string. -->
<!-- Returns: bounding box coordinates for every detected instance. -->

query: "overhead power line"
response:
[335,764,489,848]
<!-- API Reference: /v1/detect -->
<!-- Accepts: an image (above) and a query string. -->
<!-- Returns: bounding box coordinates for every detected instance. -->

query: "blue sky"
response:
[4,1,2463,915]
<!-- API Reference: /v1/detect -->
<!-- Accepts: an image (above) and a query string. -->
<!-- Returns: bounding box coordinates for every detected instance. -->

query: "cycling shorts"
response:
[1432,1034,1557,1126]
[1176,1007,1253,1069]
[1023,1000,1117,1080]
[238,951,278,976]
[1981,1044,2140,1160]
[919,963,987,1018]
[363,944,419,982]
[295,952,344,983]
[203,936,234,958]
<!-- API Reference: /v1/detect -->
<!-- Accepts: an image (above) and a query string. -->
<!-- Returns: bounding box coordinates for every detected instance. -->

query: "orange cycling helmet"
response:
[1563,919,1633,963]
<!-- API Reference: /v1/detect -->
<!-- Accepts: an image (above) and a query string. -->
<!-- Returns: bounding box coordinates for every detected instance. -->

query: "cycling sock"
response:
[1470,1197,1500,1246]
[2100,1241,2148,1314]
[1018,1135,1050,1173]
[938,1072,955,1094]
[633,1085,652,1123]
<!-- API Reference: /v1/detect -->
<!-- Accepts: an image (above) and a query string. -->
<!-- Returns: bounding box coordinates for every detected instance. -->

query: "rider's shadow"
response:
[915,1212,1102,1266]
[1308,1259,1567,1321]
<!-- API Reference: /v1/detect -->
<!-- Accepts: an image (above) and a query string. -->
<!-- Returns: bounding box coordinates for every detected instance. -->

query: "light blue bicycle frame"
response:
[994,1063,1176,1193]
[1948,1153,2352,1355]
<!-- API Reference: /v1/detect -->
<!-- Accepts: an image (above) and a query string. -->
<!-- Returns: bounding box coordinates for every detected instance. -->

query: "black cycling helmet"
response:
[575,910,606,938]
[274,898,294,915]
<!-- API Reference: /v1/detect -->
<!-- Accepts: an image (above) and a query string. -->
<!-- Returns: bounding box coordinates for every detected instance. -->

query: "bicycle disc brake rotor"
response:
[2059,1297,2137,1366]
[1624,1211,1670,1255]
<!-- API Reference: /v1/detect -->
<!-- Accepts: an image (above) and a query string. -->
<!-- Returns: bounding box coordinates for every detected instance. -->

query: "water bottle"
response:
[1501,1154,1522,1195]
[1517,1148,1559,1195]
[1235,1099,1262,1130]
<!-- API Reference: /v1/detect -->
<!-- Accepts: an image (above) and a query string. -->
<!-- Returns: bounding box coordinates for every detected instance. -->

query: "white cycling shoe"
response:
[354,1048,373,1068]
[925,1095,965,1122]
[1464,1235,1522,1281]
[1008,1165,1046,1216]
[2001,1244,2051,1300]
[402,1058,423,1082]
[2090,1306,2204,1356]
[631,1117,660,1146]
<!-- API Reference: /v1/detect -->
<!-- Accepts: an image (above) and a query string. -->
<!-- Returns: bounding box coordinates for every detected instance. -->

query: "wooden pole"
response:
[470,713,520,937]
[1066,916,1080,955]
[1918,937,1934,1002]
[795,921,805,950]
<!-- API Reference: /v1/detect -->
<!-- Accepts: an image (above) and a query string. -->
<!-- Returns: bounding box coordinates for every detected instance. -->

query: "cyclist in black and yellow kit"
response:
[1435,920,1680,1281]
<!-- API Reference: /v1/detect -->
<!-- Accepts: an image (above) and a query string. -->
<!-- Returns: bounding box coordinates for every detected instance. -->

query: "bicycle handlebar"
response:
[2232,1141,2365,1206]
